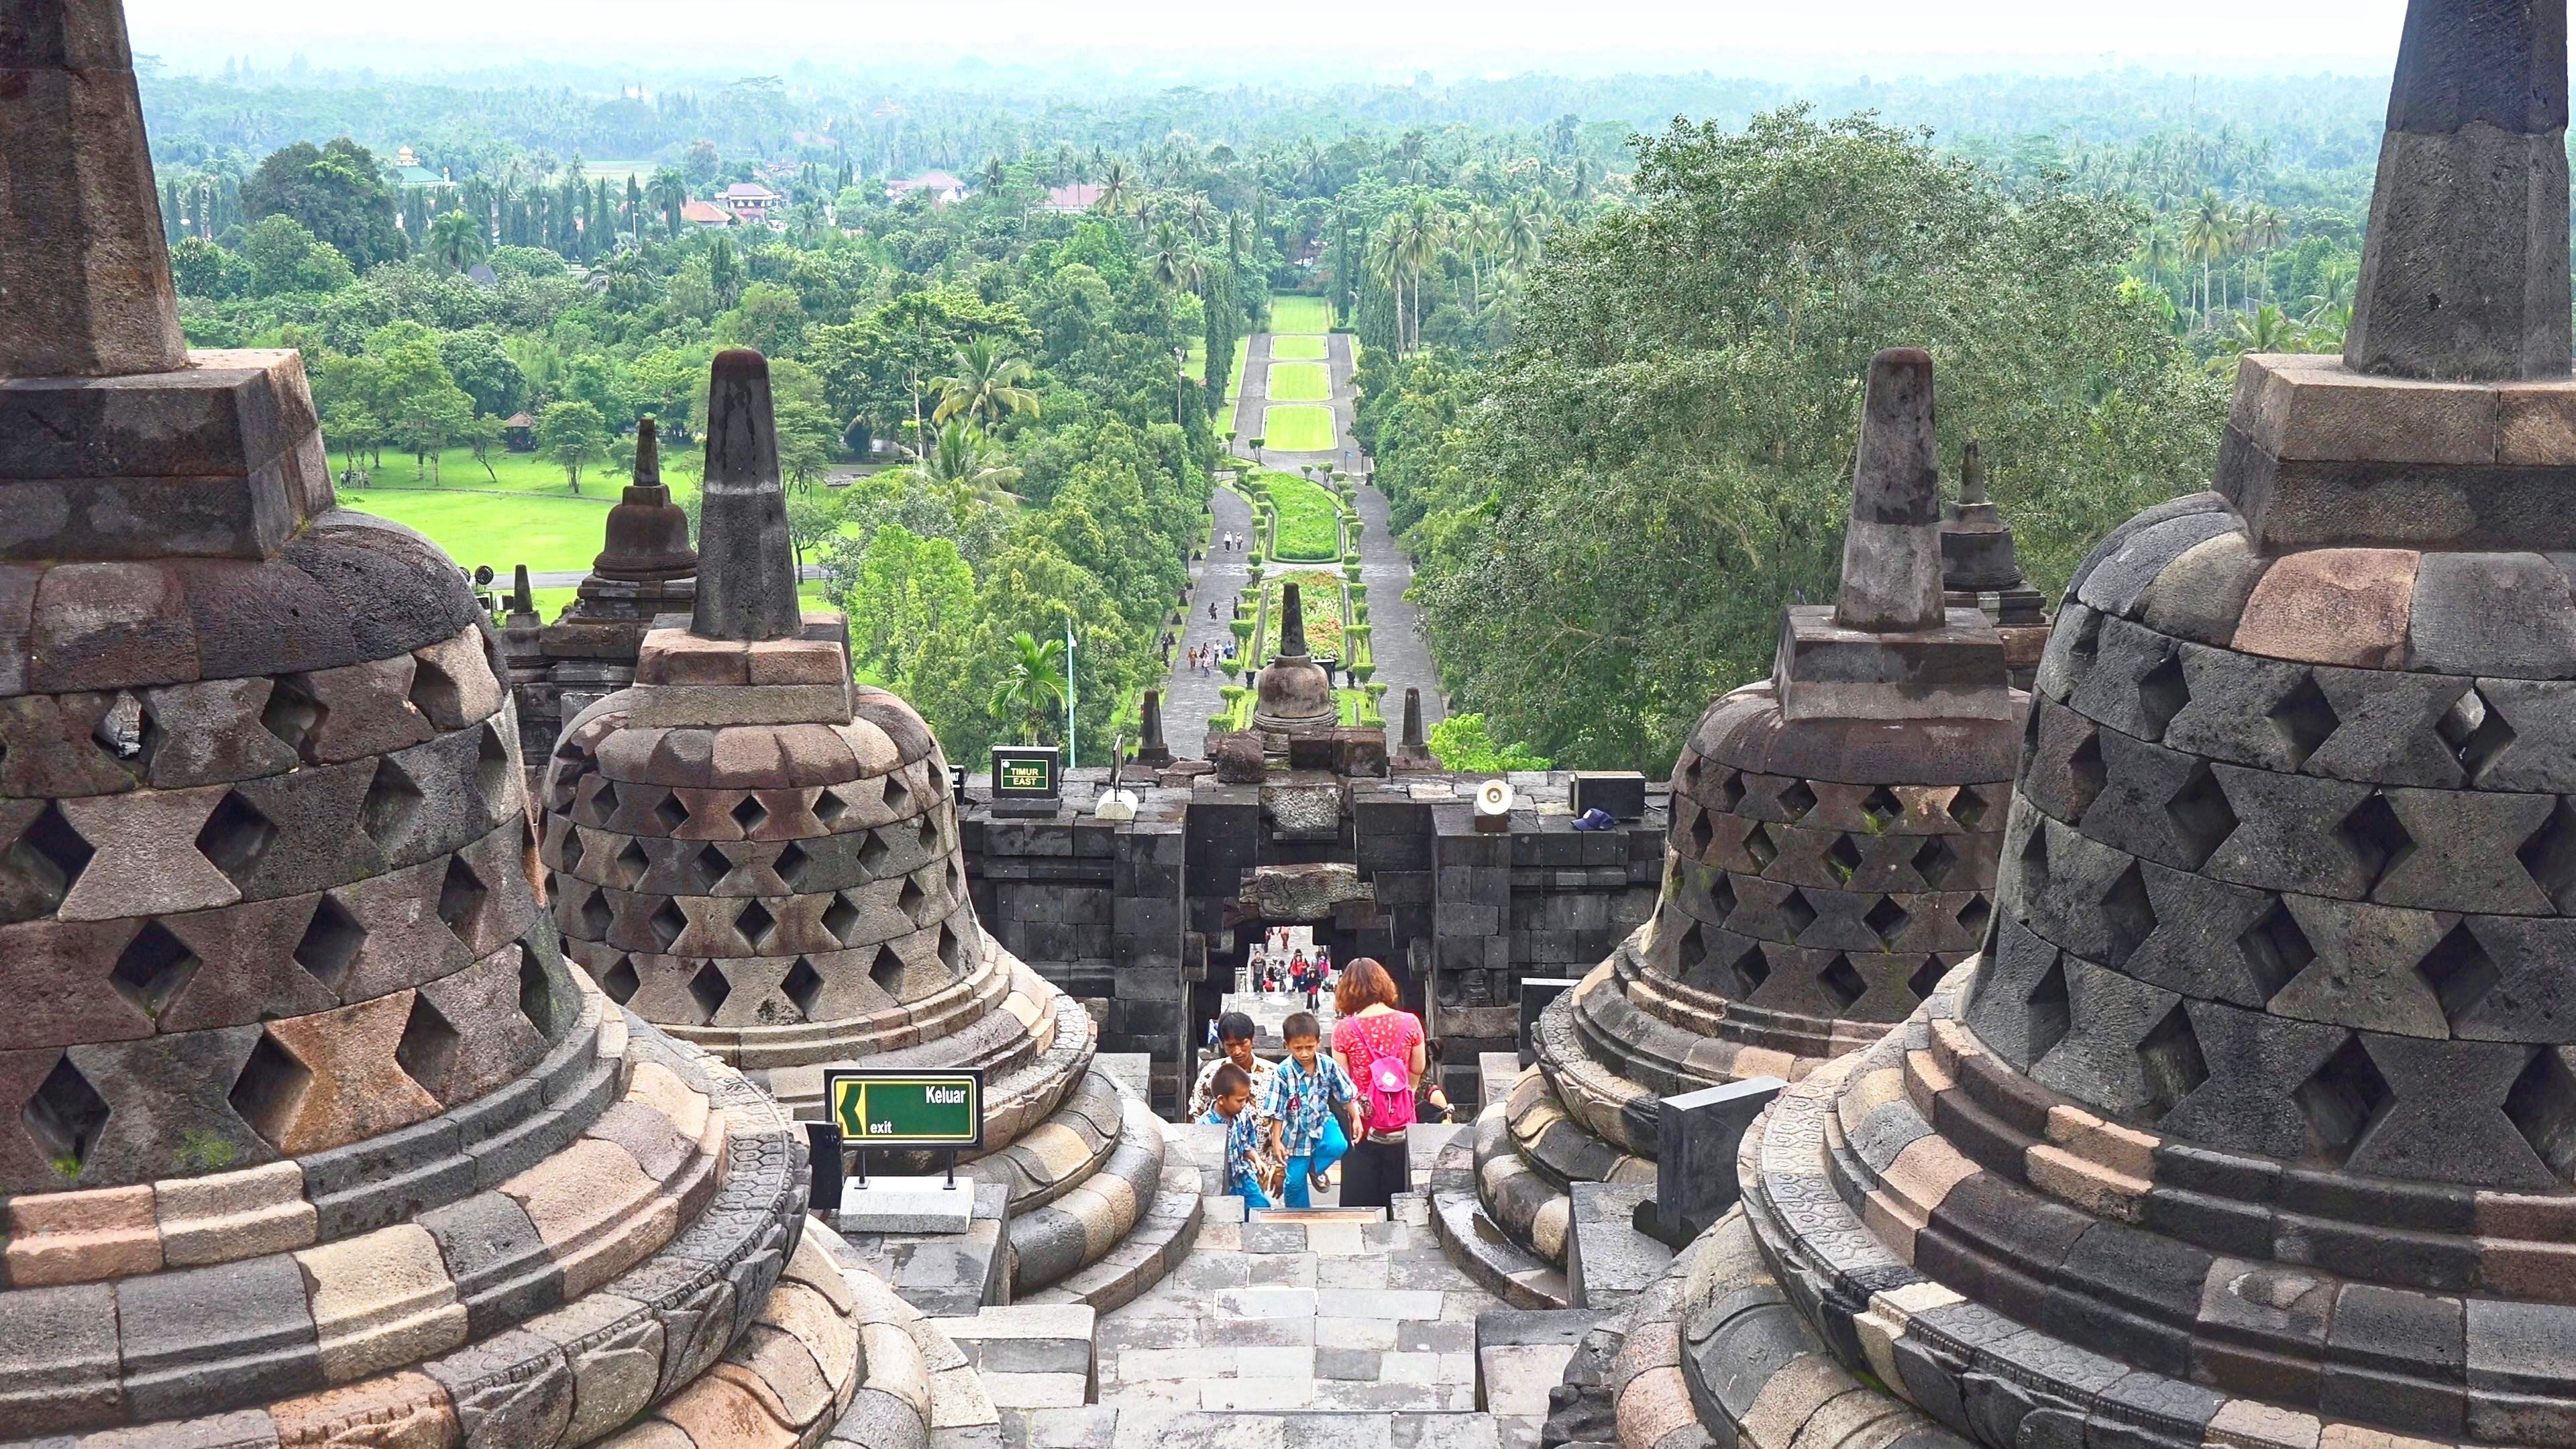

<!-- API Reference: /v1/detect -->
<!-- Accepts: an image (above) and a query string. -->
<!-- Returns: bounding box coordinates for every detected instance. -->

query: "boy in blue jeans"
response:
[1201,1063,1276,1208]
[1260,1012,1356,1208]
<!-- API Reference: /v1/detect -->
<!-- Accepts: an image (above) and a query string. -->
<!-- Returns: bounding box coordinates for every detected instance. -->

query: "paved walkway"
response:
[1196,317,1444,727]
[1348,466,1445,732]
[1160,486,1253,757]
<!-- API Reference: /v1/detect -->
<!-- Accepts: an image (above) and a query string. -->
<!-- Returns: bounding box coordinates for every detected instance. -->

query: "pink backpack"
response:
[1352,1016,1417,1134]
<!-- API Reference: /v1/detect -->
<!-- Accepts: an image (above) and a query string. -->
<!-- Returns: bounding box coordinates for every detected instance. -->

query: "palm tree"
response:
[989,631,1068,744]
[930,339,1041,430]
[1503,195,1544,275]
[1366,225,1408,352]
[427,207,486,273]
[1144,221,1203,293]
[2142,227,2180,290]
[646,167,688,237]
[2245,203,2288,305]
[1183,194,1214,241]
[1095,160,1134,217]
[2232,303,2304,353]
[1394,200,1443,349]
[2184,191,2235,319]
[921,419,1026,505]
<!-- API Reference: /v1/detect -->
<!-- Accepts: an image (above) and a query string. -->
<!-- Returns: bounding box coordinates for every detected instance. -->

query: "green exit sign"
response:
[823,1069,985,1148]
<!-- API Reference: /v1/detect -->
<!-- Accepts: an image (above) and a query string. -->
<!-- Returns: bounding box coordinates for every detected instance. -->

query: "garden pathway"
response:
[1330,333,1445,731]
[1158,484,1253,757]
[1232,333,1273,452]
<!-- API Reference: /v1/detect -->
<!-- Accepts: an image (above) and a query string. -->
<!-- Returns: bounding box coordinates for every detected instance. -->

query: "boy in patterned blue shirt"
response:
[1260,1012,1357,1209]
[1199,1062,1274,1207]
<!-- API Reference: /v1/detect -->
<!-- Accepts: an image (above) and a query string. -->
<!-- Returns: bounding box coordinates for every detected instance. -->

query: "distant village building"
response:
[717,180,782,223]
[886,169,968,205]
[1041,182,1106,213]
[678,197,733,227]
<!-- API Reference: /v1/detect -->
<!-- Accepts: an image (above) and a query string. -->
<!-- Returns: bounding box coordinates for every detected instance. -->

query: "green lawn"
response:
[1261,472,1342,561]
[1269,294,1332,335]
[1270,335,1327,361]
[1267,362,1330,402]
[341,487,614,578]
[1183,337,1252,405]
[1262,405,1336,453]
[347,446,639,496]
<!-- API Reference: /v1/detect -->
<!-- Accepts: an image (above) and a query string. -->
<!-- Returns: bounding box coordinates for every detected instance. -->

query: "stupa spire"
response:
[2345,0,2571,379]
[1279,582,1311,658]
[691,349,801,641]
[1831,348,1945,633]
[0,0,186,378]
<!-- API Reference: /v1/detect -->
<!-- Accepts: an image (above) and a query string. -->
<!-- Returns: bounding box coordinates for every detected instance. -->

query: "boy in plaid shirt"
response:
[1260,1012,1356,1208]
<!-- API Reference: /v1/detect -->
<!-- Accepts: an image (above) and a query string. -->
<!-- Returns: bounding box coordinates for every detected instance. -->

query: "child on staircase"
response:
[1260,1011,1356,1208]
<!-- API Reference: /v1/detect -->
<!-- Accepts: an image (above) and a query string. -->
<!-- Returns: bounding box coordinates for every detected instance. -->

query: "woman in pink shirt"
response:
[1331,957,1426,1209]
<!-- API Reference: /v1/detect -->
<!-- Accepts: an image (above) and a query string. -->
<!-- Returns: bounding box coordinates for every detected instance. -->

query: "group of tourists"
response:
[1184,640,1235,675]
[1252,928,1331,1008]
[1190,959,1449,1212]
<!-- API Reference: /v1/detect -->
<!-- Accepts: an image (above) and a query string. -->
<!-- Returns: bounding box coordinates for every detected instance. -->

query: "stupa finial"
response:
[1832,348,1945,634]
[0,0,186,378]
[690,350,800,641]
[2345,0,2571,380]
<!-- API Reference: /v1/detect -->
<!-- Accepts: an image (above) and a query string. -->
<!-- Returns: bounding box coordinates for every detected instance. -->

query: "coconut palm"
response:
[2245,203,2288,305]
[646,167,688,236]
[1095,160,1134,216]
[930,339,1041,430]
[989,631,1068,744]
[920,419,1026,505]
[427,207,486,273]
[2142,227,2180,290]
[2184,191,2238,319]
[1144,221,1203,293]
[1366,225,1409,352]
[2232,303,2305,354]
[1503,195,1545,275]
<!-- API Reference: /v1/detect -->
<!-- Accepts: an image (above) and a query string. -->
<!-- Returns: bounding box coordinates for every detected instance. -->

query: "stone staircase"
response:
[897,1125,1554,1448]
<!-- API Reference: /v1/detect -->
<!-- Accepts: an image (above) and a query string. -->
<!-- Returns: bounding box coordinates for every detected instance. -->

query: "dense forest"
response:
[142,60,2430,771]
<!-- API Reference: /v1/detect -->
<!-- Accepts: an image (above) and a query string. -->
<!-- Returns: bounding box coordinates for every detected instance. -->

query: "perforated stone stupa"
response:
[1251,581,1339,750]
[541,352,1196,1307]
[1450,350,2023,1301]
[1943,439,2052,688]
[0,9,930,1446]
[506,417,700,790]
[1582,5,2576,1446]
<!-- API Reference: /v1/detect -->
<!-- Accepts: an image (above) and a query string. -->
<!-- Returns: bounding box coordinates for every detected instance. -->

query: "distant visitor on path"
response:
[1332,959,1426,1210]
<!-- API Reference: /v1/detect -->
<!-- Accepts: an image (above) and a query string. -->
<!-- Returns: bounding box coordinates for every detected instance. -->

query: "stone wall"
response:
[961,768,1664,1113]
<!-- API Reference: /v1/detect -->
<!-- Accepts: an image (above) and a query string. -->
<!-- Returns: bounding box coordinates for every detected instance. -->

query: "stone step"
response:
[1002,1407,1508,1449]
[1250,1205,1387,1224]
[932,1301,1096,1387]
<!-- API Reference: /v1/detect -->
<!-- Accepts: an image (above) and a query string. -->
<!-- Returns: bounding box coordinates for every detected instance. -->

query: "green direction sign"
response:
[991,745,1061,798]
[822,1069,985,1148]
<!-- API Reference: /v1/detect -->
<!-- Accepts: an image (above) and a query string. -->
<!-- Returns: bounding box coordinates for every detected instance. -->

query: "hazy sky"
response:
[127,0,2412,78]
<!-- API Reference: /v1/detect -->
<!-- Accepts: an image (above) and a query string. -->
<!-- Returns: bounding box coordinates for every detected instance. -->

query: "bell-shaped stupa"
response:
[1578,7,2576,1447]
[1251,581,1340,751]
[1452,350,2023,1292]
[541,352,1194,1303]
[0,11,921,1443]
[1942,437,2053,688]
